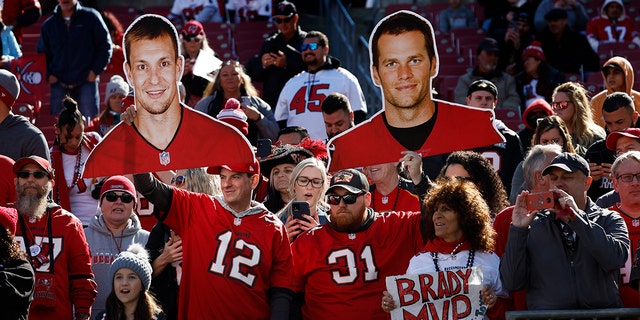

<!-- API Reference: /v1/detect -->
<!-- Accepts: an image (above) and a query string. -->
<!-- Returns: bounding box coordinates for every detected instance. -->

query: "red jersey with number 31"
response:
[292,210,423,320]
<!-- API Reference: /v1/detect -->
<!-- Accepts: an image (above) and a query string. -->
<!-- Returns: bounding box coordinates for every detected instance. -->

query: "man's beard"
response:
[15,182,50,219]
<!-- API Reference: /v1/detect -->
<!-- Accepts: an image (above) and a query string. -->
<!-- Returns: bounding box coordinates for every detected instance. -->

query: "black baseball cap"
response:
[467,79,498,99]
[327,169,369,194]
[542,152,590,177]
[274,1,296,17]
[602,63,623,73]
[544,8,568,21]
[477,38,500,55]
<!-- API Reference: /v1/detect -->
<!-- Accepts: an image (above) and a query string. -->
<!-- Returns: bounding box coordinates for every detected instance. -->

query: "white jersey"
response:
[275,66,367,140]
[169,0,222,23]
[407,249,508,300]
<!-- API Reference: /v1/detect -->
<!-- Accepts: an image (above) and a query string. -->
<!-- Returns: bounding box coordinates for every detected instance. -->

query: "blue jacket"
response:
[37,2,112,85]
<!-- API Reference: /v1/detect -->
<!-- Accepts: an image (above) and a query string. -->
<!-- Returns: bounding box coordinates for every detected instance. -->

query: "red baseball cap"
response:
[13,155,54,179]
[208,158,260,176]
[182,20,204,37]
[100,175,136,200]
[606,128,640,151]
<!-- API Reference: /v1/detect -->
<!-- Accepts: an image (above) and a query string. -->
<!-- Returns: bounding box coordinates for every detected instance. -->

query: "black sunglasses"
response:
[274,17,292,24]
[17,171,48,179]
[103,191,135,204]
[327,193,362,205]
[171,175,186,187]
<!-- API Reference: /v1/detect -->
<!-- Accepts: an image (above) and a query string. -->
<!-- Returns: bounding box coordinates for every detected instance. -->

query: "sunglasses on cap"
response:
[171,175,186,187]
[17,171,48,179]
[184,35,202,43]
[301,42,319,51]
[274,17,292,24]
[326,193,363,205]
[551,101,570,111]
[103,191,135,204]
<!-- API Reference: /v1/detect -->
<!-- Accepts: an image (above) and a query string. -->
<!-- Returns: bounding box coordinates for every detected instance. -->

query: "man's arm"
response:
[133,173,173,214]
[91,10,113,76]
[68,217,97,318]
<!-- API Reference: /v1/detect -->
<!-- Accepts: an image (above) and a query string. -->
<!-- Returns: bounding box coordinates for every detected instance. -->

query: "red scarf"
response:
[51,135,99,211]
[421,237,472,254]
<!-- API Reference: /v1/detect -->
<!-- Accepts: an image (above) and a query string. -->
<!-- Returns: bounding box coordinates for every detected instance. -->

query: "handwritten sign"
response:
[385,267,487,320]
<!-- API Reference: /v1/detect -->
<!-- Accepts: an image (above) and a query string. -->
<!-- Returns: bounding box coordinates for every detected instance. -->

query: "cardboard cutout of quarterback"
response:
[82,14,255,178]
[327,11,504,172]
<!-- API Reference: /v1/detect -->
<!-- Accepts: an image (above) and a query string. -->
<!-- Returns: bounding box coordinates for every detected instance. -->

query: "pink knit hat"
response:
[217,98,249,135]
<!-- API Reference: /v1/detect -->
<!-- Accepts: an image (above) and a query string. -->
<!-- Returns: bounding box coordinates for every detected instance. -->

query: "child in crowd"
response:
[87,75,130,136]
[101,244,165,320]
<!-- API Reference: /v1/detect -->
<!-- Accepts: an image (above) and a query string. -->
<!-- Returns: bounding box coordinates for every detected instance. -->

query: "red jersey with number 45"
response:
[166,188,294,320]
[292,210,424,320]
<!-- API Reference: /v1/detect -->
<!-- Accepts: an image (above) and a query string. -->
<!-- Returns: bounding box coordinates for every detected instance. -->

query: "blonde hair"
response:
[552,82,605,148]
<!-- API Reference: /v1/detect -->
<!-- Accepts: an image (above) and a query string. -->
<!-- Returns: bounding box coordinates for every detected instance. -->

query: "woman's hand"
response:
[240,102,263,122]
[381,291,397,313]
[120,104,137,125]
[480,285,497,309]
[400,151,423,185]
[284,214,319,242]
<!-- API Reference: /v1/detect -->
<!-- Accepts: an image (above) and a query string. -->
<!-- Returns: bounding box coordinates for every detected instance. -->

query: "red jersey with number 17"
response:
[292,210,424,320]
[166,188,295,320]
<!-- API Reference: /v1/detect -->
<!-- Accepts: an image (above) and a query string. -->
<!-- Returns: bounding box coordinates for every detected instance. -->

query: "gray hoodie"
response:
[84,213,149,320]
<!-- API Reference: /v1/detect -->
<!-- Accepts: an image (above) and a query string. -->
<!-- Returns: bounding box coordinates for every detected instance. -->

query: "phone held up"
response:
[525,191,574,219]
[256,139,272,158]
[292,201,311,220]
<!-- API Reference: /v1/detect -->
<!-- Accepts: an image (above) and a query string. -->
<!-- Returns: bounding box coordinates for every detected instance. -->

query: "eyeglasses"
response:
[103,191,135,204]
[296,176,324,188]
[616,173,640,183]
[300,42,319,51]
[184,36,202,43]
[274,17,292,24]
[17,171,48,179]
[551,101,571,111]
[171,175,186,187]
[327,193,362,205]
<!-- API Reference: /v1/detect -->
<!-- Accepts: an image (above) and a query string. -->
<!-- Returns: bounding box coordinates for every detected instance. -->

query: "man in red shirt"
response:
[9,156,96,320]
[292,168,425,320]
[133,159,294,319]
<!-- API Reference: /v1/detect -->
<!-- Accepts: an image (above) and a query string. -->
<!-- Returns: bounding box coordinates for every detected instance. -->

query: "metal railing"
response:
[321,0,383,116]
[506,308,640,320]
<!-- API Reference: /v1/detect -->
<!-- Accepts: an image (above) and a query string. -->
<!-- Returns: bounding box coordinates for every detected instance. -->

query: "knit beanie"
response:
[217,98,249,135]
[0,69,19,108]
[522,41,545,62]
[0,206,18,235]
[104,75,130,104]
[109,244,153,290]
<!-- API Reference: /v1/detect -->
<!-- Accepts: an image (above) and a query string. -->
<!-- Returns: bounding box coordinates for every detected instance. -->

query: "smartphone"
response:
[256,139,272,158]
[525,191,555,211]
[585,150,616,165]
[240,96,251,106]
[292,201,310,220]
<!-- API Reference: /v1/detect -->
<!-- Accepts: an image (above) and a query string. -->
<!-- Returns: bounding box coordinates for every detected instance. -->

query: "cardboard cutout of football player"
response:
[82,14,254,178]
[327,11,504,172]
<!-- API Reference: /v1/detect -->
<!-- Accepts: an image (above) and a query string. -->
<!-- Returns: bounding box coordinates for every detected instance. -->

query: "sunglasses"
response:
[301,42,319,51]
[171,175,186,187]
[103,191,135,204]
[274,17,292,24]
[17,171,48,179]
[551,101,570,111]
[327,193,362,205]
[296,176,324,188]
[184,36,202,43]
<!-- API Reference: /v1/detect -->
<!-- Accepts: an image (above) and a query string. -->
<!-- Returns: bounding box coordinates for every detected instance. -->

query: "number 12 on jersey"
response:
[209,230,261,287]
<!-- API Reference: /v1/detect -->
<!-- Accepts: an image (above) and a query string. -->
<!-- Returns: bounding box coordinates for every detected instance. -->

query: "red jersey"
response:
[328,100,504,171]
[13,204,97,319]
[609,204,640,308]
[166,188,294,320]
[292,210,424,320]
[0,155,16,206]
[83,105,255,178]
[586,16,639,43]
[370,186,420,213]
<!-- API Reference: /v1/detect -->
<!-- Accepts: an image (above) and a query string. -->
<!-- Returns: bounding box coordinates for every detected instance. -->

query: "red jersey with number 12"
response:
[292,210,423,320]
[166,188,294,320]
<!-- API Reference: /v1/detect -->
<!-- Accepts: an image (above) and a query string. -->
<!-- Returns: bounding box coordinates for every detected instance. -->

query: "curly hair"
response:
[0,227,28,265]
[552,82,605,149]
[438,151,509,215]
[423,178,495,252]
[532,115,576,153]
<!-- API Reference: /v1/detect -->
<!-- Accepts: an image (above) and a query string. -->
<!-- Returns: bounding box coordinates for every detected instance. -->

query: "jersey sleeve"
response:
[66,215,98,315]
[268,221,295,291]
